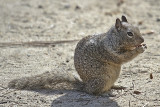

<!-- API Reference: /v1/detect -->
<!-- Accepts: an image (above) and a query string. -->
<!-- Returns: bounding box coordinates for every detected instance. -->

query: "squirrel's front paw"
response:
[136,44,147,53]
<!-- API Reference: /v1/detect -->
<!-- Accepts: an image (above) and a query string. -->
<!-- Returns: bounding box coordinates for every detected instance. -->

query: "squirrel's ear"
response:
[121,15,128,22]
[115,18,122,31]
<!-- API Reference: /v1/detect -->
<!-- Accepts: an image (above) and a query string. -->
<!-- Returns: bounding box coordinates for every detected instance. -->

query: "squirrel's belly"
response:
[74,53,121,83]
[106,64,121,83]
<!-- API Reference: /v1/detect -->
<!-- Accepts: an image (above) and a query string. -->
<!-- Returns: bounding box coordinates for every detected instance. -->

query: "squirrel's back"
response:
[74,32,121,84]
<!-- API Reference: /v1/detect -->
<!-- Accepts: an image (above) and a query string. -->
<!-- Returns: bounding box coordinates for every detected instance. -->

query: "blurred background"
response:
[0,0,159,42]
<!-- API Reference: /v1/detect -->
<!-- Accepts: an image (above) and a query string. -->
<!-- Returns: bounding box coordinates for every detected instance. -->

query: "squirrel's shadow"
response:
[34,89,120,107]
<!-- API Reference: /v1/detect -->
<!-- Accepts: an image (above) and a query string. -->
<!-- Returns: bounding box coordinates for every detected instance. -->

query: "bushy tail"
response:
[8,71,84,90]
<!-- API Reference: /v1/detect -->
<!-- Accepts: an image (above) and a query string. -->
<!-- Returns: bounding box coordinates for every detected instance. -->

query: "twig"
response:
[142,102,149,107]
[129,100,131,107]
[132,81,135,90]
[0,101,7,104]
[41,24,54,33]
[0,85,7,91]
[0,85,7,89]
[0,39,79,47]
[0,100,19,104]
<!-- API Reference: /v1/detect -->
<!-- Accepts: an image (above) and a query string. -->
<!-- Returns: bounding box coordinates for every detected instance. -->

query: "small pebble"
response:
[64,4,70,9]
[156,18,160,22]
[38,5,43,9]
[150,73,153,79]
[75,5,81,10]
[138,21,143,25]
[133,90,141,95]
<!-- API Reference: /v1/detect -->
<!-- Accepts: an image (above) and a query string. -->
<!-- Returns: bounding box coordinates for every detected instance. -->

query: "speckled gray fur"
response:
[74,16,146,95]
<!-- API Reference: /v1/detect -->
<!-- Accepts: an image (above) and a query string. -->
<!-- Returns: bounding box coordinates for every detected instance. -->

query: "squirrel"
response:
[8,15,147,95]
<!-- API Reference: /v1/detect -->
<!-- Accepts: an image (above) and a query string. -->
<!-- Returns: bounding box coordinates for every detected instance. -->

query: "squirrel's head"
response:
[115,15,144,50]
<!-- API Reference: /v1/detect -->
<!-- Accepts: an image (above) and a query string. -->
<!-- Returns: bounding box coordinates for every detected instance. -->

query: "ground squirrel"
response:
[8,16,147,95]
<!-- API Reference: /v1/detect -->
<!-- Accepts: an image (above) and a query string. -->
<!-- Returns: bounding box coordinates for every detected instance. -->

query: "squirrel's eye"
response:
[127,32,134,37]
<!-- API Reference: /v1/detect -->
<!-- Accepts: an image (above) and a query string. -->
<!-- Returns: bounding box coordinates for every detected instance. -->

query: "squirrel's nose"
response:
[140,37,144,43]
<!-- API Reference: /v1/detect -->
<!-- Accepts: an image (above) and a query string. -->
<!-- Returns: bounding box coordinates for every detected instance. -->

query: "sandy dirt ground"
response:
[0,0,160,107]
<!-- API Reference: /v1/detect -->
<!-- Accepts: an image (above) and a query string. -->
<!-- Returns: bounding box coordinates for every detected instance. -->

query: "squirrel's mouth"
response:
[127,44,146,50]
